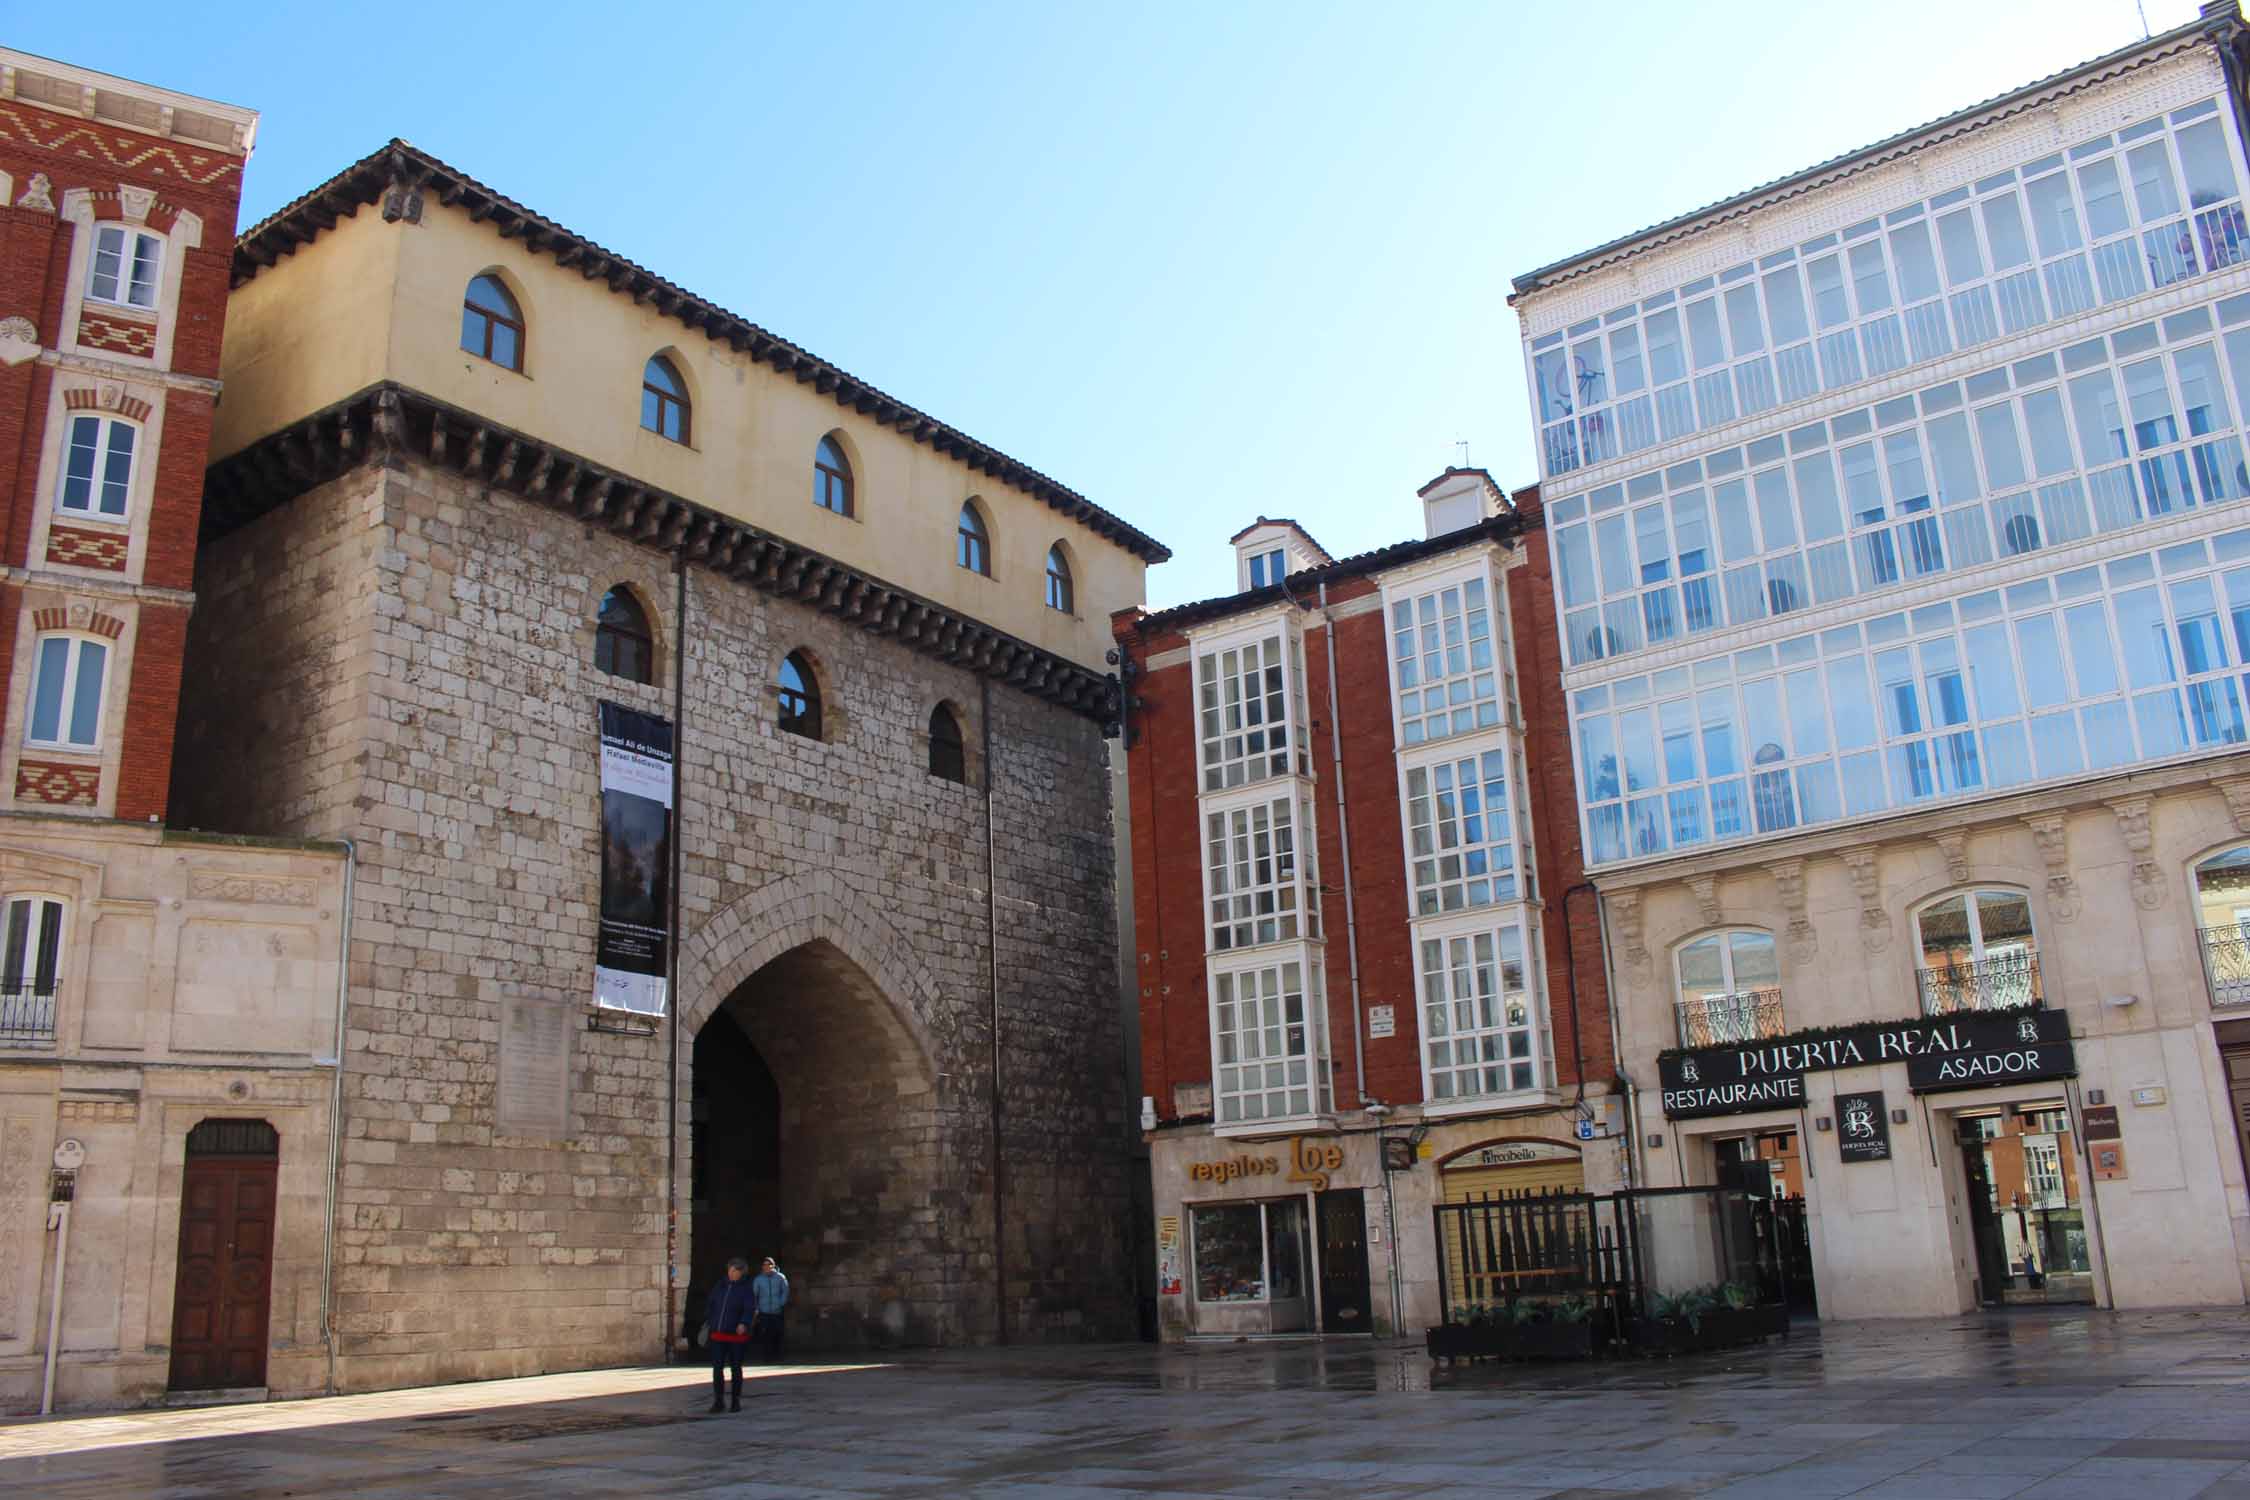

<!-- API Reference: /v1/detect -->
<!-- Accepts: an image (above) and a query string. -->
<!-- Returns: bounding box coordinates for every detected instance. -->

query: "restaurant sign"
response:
[1659,1007,2076,1120]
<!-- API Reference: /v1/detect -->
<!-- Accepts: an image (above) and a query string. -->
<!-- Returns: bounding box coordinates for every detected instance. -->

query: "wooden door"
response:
[169,1139,278,1391]
[1314,1189,1372,1332]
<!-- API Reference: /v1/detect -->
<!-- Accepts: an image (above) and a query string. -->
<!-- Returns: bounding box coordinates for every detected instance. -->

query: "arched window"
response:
[461,274,524,371]
[815,435,853,516]
[1044,544,1074,614]
[928,703,966,783]
[641,355,690,443]
[59,413,137,520]
[594,587,654,683]
[776,651,821,740]
[1674,930,1781,1045]
[2194,846,2250,1006]
[1914,889,2037,1014]
[26,635,107,750]
[956,501,990,576]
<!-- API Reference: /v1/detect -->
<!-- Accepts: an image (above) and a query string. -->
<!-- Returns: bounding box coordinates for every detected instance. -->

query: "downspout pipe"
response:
[981,676,1008,1343]
[1558,882,1597,1113]
[665,552,687,1362]
[1290,578,1371,1108]
[320,836,358,1396]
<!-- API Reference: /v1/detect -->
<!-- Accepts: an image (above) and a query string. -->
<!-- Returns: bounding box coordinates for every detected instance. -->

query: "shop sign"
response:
[2081,1105,2121,1141]
[1834,1091,1891,1163]
[1185,1137,1345,1190]
[1187,1153,1279,1185]
[1659,1007,2076,1119]
[1457,1140,1581,1169]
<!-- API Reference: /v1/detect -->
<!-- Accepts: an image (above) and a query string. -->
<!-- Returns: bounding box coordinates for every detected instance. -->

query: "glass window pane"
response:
[1982,194,2033,269]
[2068,370,2129,463]
[1890,221,1942,301]
[67,643,104,745]
[2177,119,2239,209]
[2078,157,2130,239]
[2024,172,2084,256]
[2129,140,2182,221]
[1763,267,1810,343]
[28,638,68,743]
[1937,209,1986,285]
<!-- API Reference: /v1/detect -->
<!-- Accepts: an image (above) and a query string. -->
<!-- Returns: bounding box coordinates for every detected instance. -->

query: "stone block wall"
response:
[171,457,1134,1387]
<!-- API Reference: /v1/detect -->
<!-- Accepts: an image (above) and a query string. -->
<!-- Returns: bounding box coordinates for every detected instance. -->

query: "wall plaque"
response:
[1834,1091,1891,1163]
[2081,1104,2121,1141]
[1366,1004,1396,1039]
[498,992,571,1138]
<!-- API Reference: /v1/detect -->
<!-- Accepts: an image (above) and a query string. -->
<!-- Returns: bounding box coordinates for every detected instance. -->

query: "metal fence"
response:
[1916,952,2041,1015]
[1434,1184,1782,1327]
[2200,928,2250,1009]
[1674,988,1786,1046]
[0,987,57,1048]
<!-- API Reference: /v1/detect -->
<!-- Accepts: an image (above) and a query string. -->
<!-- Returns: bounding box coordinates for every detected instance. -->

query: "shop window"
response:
[1914,888,2038,1013]
[594,587,654,684]
[26,635,107,750]
[815,435,853,516]
[461,274,524,371]
[1190,1198,1307,1305]
[2194,845,2250,1006]
[641,355,690,443]
[956,500,990,576]
[776,650,821,740]
[0,895,63,1048]
[1673,929,1783,1044]
[88,225,162,309]
[1044,544,1074,614]
[927,703,965,783]
[59,414,136,520]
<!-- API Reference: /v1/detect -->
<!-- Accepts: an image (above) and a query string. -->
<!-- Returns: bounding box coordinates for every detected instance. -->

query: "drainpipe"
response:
[981,676,1008,1343]
[40,1186,72,1415]
[1303,580,1370,1107]
[1557,883,1597,1113]
[320,837,358,1396]
[1595,891,1646,1191]
[665,552,687,1363]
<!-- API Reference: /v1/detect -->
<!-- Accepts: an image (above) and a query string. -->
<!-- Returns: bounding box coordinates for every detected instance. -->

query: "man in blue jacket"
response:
[750,1256,790,1364]
[704,1258,755,1412]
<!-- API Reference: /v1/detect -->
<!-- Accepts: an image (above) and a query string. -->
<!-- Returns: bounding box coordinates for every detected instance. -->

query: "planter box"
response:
[1425,1320,1599,1362]
[1628,1304,1788,1356]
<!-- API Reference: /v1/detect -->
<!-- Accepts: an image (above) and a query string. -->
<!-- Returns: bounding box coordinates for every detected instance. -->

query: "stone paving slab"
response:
[1,1308,2248,1496]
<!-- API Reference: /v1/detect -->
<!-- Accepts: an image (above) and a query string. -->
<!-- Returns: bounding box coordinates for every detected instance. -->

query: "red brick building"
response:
[0,51,254,821]
[1113,469,1621,1339]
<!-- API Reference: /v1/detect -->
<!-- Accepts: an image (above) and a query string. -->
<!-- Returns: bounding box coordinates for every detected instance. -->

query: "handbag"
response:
[695,1320,709,1349]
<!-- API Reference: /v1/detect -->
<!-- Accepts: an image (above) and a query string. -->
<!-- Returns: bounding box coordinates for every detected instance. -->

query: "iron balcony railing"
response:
[1916,951,2041,1016]
[0,986,58,1048]
[2199,928,2250,1008]
[1675,988,1786,1047]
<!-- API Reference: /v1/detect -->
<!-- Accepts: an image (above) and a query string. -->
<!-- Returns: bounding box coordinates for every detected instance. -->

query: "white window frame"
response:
[87,225,164,311]
[1209,951,1331,1128]
[57,413,138,522]
[1400,744,1522,916]
[1388,568,1505,748]
[1203,785,1320,953]
[1193,622,1308,792]
[25,634,109,752]
[1416,915,1550,1108]
[0,895,65,997]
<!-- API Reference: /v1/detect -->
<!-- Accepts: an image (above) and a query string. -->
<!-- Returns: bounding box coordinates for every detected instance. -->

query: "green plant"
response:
[1551,1294,1593,1325]
[1651,1286,1718,1332]
[1505,1298,1547,1327]
[1719,1281,1755,1311]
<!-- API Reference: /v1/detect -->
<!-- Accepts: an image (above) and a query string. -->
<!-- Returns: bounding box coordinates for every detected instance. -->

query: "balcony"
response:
[1917,952,2041,1016]
[1675,988,1786,1047]
[0,986,57,1048]
[2199,928,2250,1009]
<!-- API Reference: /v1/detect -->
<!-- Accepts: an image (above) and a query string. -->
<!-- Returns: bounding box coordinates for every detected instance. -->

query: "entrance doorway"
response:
[168,1119,279,1392]
[687,939,942,1348]
[1314,1189,1371,1332]
[1709,1130,1814,1312]
[1955,1102,2092,1306]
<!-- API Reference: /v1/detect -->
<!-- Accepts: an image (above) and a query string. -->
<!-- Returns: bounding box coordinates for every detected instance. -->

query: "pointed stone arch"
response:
[675,872,945,1077]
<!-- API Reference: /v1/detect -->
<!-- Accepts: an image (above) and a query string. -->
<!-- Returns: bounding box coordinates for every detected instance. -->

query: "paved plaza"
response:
[2,1307,2247,1497]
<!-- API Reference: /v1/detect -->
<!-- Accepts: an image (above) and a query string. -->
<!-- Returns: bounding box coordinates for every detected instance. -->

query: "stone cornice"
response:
[230,140,1168,565]
[201,382,1121,723]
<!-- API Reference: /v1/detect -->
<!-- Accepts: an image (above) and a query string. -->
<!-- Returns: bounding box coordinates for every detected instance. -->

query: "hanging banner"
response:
[595,702,673,1017]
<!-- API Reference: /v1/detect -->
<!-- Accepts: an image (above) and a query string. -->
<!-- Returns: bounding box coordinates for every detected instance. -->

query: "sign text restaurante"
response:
[1658,1007,2075,1120]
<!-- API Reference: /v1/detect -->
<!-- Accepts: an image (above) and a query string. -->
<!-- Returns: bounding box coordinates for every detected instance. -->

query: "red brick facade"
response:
[0,78,251,821]
[1115,490,1613,1125]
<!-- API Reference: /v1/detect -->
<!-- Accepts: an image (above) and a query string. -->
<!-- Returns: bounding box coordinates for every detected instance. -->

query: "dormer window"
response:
[1248,548,1287,588]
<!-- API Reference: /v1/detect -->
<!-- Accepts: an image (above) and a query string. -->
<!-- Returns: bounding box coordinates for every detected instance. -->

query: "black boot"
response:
[709,1375,725,1414]
[729,1373,743,1411]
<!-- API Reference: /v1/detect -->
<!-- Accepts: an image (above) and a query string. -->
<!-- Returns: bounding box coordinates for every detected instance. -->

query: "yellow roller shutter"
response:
[1442,1158,1585,1204]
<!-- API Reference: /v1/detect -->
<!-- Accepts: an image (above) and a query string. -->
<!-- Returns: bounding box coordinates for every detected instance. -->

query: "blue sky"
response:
[17,1,2212,607]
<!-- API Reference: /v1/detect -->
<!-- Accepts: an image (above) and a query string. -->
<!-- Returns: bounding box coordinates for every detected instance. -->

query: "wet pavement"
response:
[3,1306,2248,1496]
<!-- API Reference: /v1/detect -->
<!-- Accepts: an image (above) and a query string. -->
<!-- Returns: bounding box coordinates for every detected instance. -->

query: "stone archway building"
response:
[167,141,1162,1392]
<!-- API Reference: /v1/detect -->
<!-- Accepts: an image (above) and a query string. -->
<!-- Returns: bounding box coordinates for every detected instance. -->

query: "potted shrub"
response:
[1630,1287,1719,1356]
[1510,1294,1599,1361]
